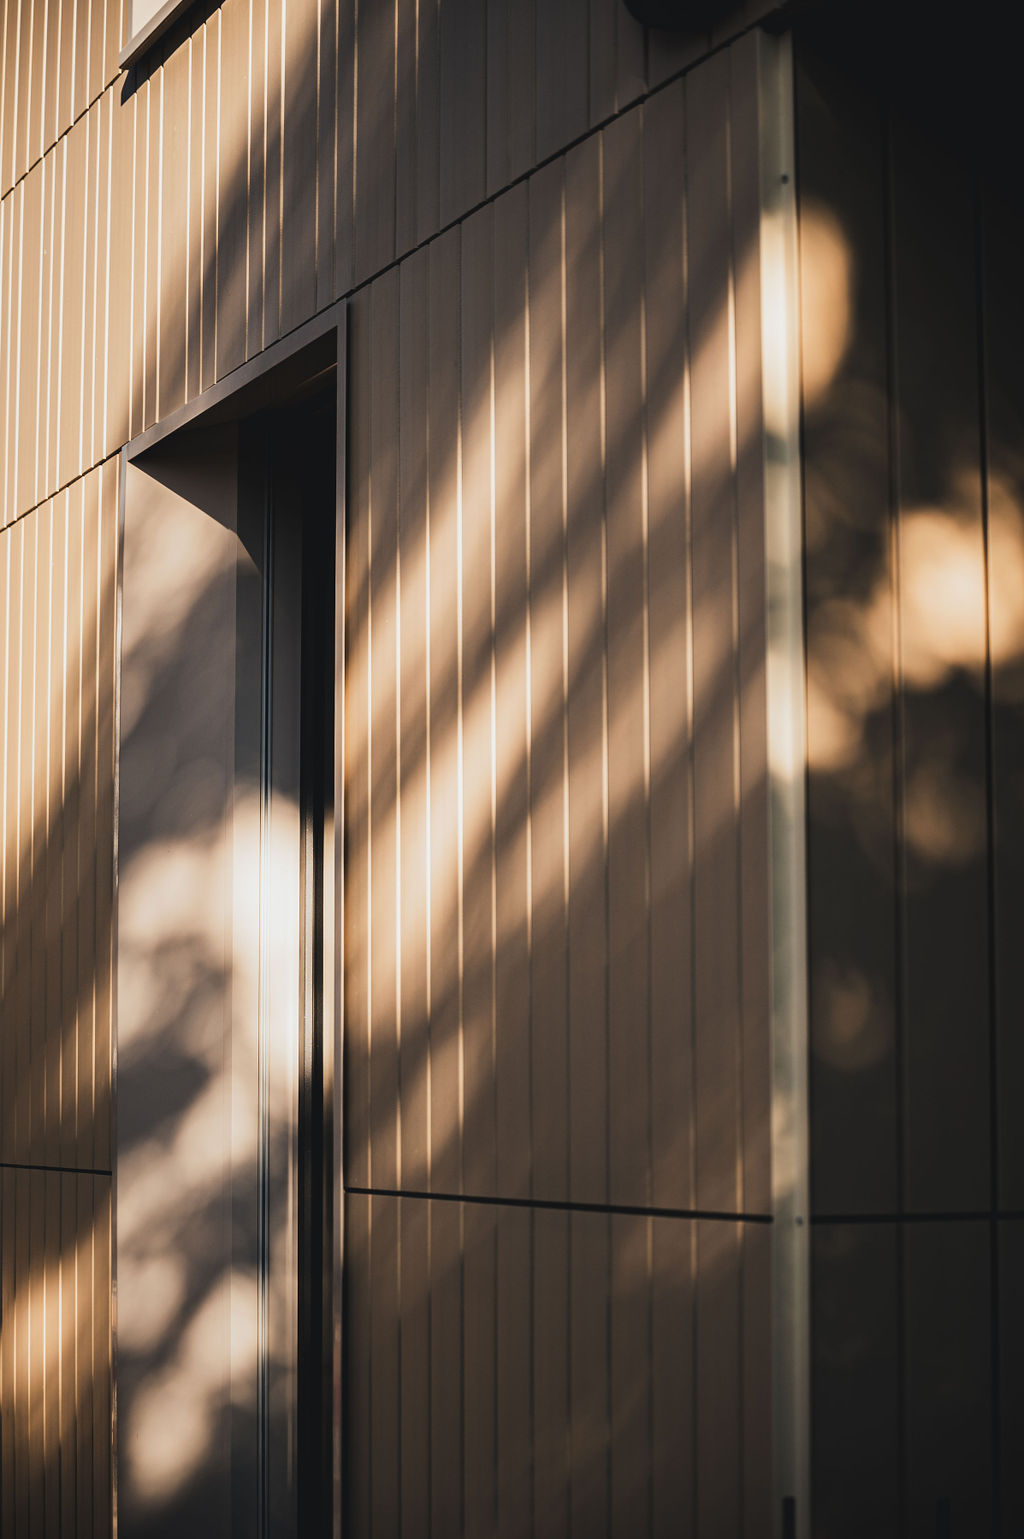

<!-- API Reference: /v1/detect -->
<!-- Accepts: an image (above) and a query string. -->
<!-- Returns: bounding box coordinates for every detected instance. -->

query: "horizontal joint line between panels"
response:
[0,74,123,209]
[0,447,122,535]
[337,15,774,309]
[811,1211,1024,1225]
[345,1186,773,1224]
[0,1160,113,1178]
[120,14,768,456]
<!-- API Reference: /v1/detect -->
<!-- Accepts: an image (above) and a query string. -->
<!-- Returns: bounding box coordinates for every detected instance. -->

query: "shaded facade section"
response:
[797,17,1024,1534]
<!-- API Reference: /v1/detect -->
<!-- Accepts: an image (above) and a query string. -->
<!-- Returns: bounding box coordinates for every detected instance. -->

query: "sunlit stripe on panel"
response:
[0,1169,112,1537]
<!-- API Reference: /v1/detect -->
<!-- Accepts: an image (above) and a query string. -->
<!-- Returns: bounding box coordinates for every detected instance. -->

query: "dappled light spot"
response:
[987,471,1024,680]
[807,469,1024,789]
[799,202,854,407]
[900,497,987,688]
[813,961,893,1074]
[903,759,986,865]
[806,594,891,773]
[126,1272,259,1508]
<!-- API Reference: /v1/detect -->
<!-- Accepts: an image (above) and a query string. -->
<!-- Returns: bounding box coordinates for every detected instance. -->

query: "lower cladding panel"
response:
[811,1218,1024,1539]
[344,1192,771,1539]
[0,1166,112,1539]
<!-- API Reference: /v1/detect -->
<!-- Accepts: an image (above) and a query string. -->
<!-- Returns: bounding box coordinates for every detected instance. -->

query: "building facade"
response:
[0,1,1021,1535]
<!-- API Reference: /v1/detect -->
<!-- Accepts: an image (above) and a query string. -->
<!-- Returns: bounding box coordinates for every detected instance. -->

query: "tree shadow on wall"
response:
[796,14,1024,1537]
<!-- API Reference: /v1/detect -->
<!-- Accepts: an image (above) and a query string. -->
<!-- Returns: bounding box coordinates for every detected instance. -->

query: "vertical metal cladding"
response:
[1,2,784,1534]
[0,0,788,531]
[0,459,117,1537]
[0,1168,112,1539]
[343,40,773,1536]
[797,24,1024,1537]
[0,458,118,1172]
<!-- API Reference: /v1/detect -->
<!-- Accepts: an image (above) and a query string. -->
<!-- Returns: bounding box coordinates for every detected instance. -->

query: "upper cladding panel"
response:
[798,18,1024,1218]
[0,0,124,194]
[343,38,772,1218]
[1,0,781,526]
